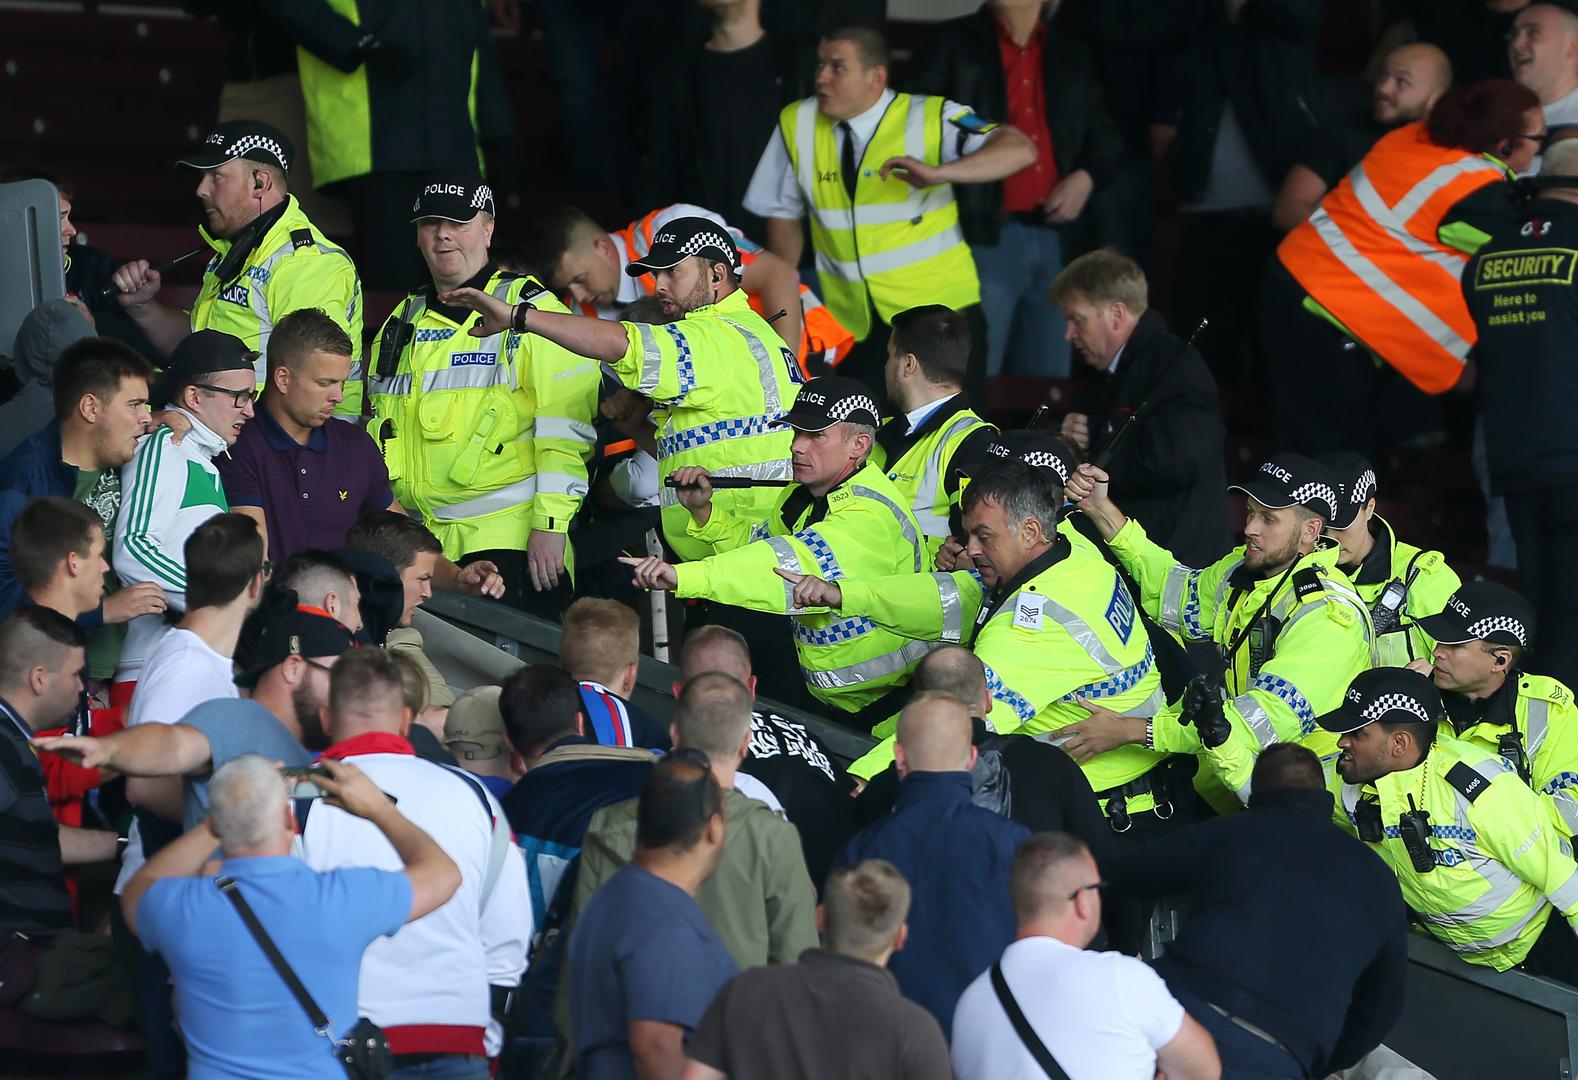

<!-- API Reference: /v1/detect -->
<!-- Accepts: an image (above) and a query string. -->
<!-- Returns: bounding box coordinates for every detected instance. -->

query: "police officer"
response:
[621,377,930,719]
[1320,452,1461,667]
[442,216,803,564]
[1412,582,1578,838]
[369,176,600,616]
[741,22,1036,395]
[873,304,996,559]
[1325,667,1578,980]
[111,120,365,417]
[780,452,1175,835]
[1060,454,1375,810]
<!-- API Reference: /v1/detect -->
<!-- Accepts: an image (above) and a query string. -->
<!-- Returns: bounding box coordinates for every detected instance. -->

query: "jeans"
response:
[1172,987,1305,1080]
[973,219,1070,378]
[389,1054,489,1080]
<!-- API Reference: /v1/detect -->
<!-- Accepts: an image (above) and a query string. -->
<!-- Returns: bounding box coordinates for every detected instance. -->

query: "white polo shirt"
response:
[951,936,1184,1080]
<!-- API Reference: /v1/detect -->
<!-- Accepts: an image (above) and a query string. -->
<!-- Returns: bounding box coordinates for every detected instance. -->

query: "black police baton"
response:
[100,247,208,302]
[664,476,794,490]
[1091,318,1208,471]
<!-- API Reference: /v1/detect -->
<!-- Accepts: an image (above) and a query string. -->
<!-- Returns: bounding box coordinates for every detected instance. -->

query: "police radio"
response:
[1498,731,1532,785]
[376,298,419,381]
[1399,797,1437,874]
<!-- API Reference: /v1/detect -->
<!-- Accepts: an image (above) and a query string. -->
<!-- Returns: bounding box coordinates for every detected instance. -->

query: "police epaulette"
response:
[290,228,315,251]
[1445,760,1491,803]
[1292,567,1324,602]
[515,279,548,304]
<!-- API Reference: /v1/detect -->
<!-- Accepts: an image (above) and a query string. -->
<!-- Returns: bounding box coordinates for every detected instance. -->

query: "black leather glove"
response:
[1180,673,1231,750]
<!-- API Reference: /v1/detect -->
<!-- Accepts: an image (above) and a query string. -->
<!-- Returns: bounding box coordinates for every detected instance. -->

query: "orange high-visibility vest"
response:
[1277,121,1509,394]
[597,206,856,377]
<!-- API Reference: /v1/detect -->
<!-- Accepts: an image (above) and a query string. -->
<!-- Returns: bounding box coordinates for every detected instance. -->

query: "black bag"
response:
[217,876,393,1080]
[990,962,1072,1080]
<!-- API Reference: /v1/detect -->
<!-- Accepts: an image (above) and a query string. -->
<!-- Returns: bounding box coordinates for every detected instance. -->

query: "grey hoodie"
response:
[0,299,94,460]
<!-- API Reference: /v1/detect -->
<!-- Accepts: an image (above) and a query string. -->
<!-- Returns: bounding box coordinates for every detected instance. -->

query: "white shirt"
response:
[1531,87,1578,175]
[951,936,1185,1080]
[743,90,990,220]
[112,628,238,893]
[733,771,786,815]
[905,392,958,434]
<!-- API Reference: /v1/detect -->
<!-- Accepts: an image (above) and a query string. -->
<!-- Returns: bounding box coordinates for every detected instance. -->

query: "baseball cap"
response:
[773,376,883,432]
[1318,452,1379,531]
[1228,453,1339,521]
[1316,667,1445,735]
[234,605,357,690]
[152,329,257,409]
[410,175,496,223]
[960,430,1078,486]
[1416,582,1536,648]
[178,119,295,176]
[625,216,741,277]
[444,685,508,761]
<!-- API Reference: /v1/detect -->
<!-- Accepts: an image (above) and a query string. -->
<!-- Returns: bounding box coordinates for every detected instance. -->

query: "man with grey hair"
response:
[952,832,1220,1080]
[122,754,460,1079]
[683,859,951,1080]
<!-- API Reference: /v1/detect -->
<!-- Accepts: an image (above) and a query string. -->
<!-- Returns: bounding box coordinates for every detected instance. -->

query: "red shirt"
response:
[998,17,1058,213]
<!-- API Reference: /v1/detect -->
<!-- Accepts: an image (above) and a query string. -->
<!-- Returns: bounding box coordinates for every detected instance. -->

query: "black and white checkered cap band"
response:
[1360,693,1435,725]
[676,230,738,268]
[1465,615,1529,646]
[1021,450,1070,484]
[213,133,289,172]
[828,394,879,422]
[1349,470,1376,507]
[471,185,494,210]
[1289,482,1337,511]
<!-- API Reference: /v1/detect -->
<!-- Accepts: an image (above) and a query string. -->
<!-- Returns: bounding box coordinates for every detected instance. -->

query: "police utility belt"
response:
[1094,761,1175,833]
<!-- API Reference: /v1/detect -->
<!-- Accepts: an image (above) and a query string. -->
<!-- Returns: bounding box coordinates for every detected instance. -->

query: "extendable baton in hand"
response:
[663,476,795,490]
[100,247,208,302]
[1091,318,1208,470]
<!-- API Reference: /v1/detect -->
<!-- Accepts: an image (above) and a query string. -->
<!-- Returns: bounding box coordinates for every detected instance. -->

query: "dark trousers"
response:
[111,900,184,1079]
[337,171,430,292]
[1171,986,1306,1079]
[839,303,988,412]
[1523,902,1578,984]
[463,549,575,622]
[1504,485,1578,690]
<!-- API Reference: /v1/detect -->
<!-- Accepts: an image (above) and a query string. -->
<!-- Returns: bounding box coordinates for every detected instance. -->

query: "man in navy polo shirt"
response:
[218,308,392,561]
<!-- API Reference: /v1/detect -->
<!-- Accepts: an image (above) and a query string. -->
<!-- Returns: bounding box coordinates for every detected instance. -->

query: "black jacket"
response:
[909,5,1125,247]
[1085,309,1228,567]
[1104,787,1408,1076]
[1162,0,1321,203]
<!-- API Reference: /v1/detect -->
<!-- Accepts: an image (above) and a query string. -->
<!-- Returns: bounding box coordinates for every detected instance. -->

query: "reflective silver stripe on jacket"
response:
[803,638,935,690]
[534,417,598,444]
[911,414,980,537]
[850,485,924,572]
[713,315,790,414]
[429,476,539,521]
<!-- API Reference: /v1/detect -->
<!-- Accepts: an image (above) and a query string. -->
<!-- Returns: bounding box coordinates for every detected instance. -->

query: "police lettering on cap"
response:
[178,119,295,176]
[1317,452,1378,531]
[153,329,258,409]
[1228,452,1340,521]
[1316,667,1446,735]
[773,376,883,432]
[409,175,496,224]
[1416,581,1536,649]
[625,216,742,277]
[959,430,1077,486]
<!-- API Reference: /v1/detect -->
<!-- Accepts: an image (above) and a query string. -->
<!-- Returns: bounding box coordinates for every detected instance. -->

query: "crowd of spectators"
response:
[7,2,1578,1079]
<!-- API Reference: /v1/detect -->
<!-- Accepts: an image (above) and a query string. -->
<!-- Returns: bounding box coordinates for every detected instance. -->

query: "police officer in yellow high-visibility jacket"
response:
[442,217,803,563]
[743,23,1036,394]
[111,120,364,418]
[1326,668,1578,978]
[621,378,930,717]
[872,304,996,559]
[1060,454,1375,811]
[1417,582,1578,841]
[369,178,599,617]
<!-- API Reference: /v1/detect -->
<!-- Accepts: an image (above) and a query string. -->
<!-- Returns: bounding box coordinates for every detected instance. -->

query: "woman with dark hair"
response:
[1259,79,1542,455]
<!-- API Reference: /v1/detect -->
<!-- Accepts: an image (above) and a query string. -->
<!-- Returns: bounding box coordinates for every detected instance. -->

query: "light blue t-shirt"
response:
[178,698,312,828]
[137,855,410,1080]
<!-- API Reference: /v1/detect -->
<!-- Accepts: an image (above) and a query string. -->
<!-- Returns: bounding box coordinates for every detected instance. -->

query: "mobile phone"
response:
[280,765,332,780]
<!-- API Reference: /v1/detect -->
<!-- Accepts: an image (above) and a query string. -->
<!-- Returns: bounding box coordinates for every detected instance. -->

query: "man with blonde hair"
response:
[1051,249,1227,566]
[559,596,668,749]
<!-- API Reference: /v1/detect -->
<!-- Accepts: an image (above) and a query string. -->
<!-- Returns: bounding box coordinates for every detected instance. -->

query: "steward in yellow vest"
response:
[111,120,364,418]
[369,177,599,616]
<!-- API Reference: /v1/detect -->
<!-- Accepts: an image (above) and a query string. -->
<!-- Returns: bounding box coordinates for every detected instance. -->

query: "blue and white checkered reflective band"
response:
[984,663,1036,725]
[1252,672,1317,734]
[657,412,782,458]
[794,615,879,646]
[1057,645,1154,703]
[666,325,697,397]
[791,528,842,580]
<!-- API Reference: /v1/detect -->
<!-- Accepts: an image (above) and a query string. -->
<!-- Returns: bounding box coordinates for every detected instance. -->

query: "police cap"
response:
[1317,452,1379,531]
[411,175,496,223]
[1229,453,1339,521]
[1417,581,1535,649]
[179,120,294,176]
[773,376,882,432]
[626,216,741,277]
[1316,667,1445,735]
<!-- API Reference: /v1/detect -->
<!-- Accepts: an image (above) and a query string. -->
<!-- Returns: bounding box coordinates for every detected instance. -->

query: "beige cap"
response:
[444,685,508,761]
[385,628,456,709]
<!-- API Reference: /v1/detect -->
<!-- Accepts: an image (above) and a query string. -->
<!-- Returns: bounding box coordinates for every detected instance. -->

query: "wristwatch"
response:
[1144,719,1155,752]
[511,301,531,333]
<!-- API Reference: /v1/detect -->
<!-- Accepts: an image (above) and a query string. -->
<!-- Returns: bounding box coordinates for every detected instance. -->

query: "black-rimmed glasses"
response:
[194,383,257,408]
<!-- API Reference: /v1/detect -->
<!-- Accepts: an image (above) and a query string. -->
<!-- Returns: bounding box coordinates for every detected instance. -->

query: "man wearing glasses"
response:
[112,330,258,685]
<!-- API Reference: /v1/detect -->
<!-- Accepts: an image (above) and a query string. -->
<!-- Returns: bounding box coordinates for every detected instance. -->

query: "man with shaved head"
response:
[1512,3,1578,136]
[834,692,1029,1033]
[1274,42,1454,230]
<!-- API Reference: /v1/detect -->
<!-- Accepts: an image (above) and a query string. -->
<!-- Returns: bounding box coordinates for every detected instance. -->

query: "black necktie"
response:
[839,121,858,199]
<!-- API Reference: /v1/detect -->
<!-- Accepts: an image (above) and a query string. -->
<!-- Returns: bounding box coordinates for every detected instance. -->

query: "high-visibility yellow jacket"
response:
[191,195,364,417]
[1336,515,1460,668]
[605,289,801,562]
[1332,735,1578,971]
[368,269,599,562]
[1111,519,1374,808]
[871,395,995,559]
[778,93,981,340]
[1446,674,1578,840]
[673,461,929,714]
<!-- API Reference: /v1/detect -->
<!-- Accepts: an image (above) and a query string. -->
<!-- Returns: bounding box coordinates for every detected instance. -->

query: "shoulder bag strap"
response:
[990,962,1073,1080]
[217,876,336,1040]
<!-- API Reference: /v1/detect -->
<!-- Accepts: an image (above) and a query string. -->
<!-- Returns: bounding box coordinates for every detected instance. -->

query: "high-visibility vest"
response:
[602,288,802,562]
[590,206,856,375]
[779,93,981,341]
[1448,674,1578,839]
[870,396,995,557]
[368,271,600,561]
[673,460,930,715]
[1112,522,1375,810]
[1333,736,1578,971]
[1335,515,1460,668]
[191,195,364,417]
[1278,121,1509,393]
